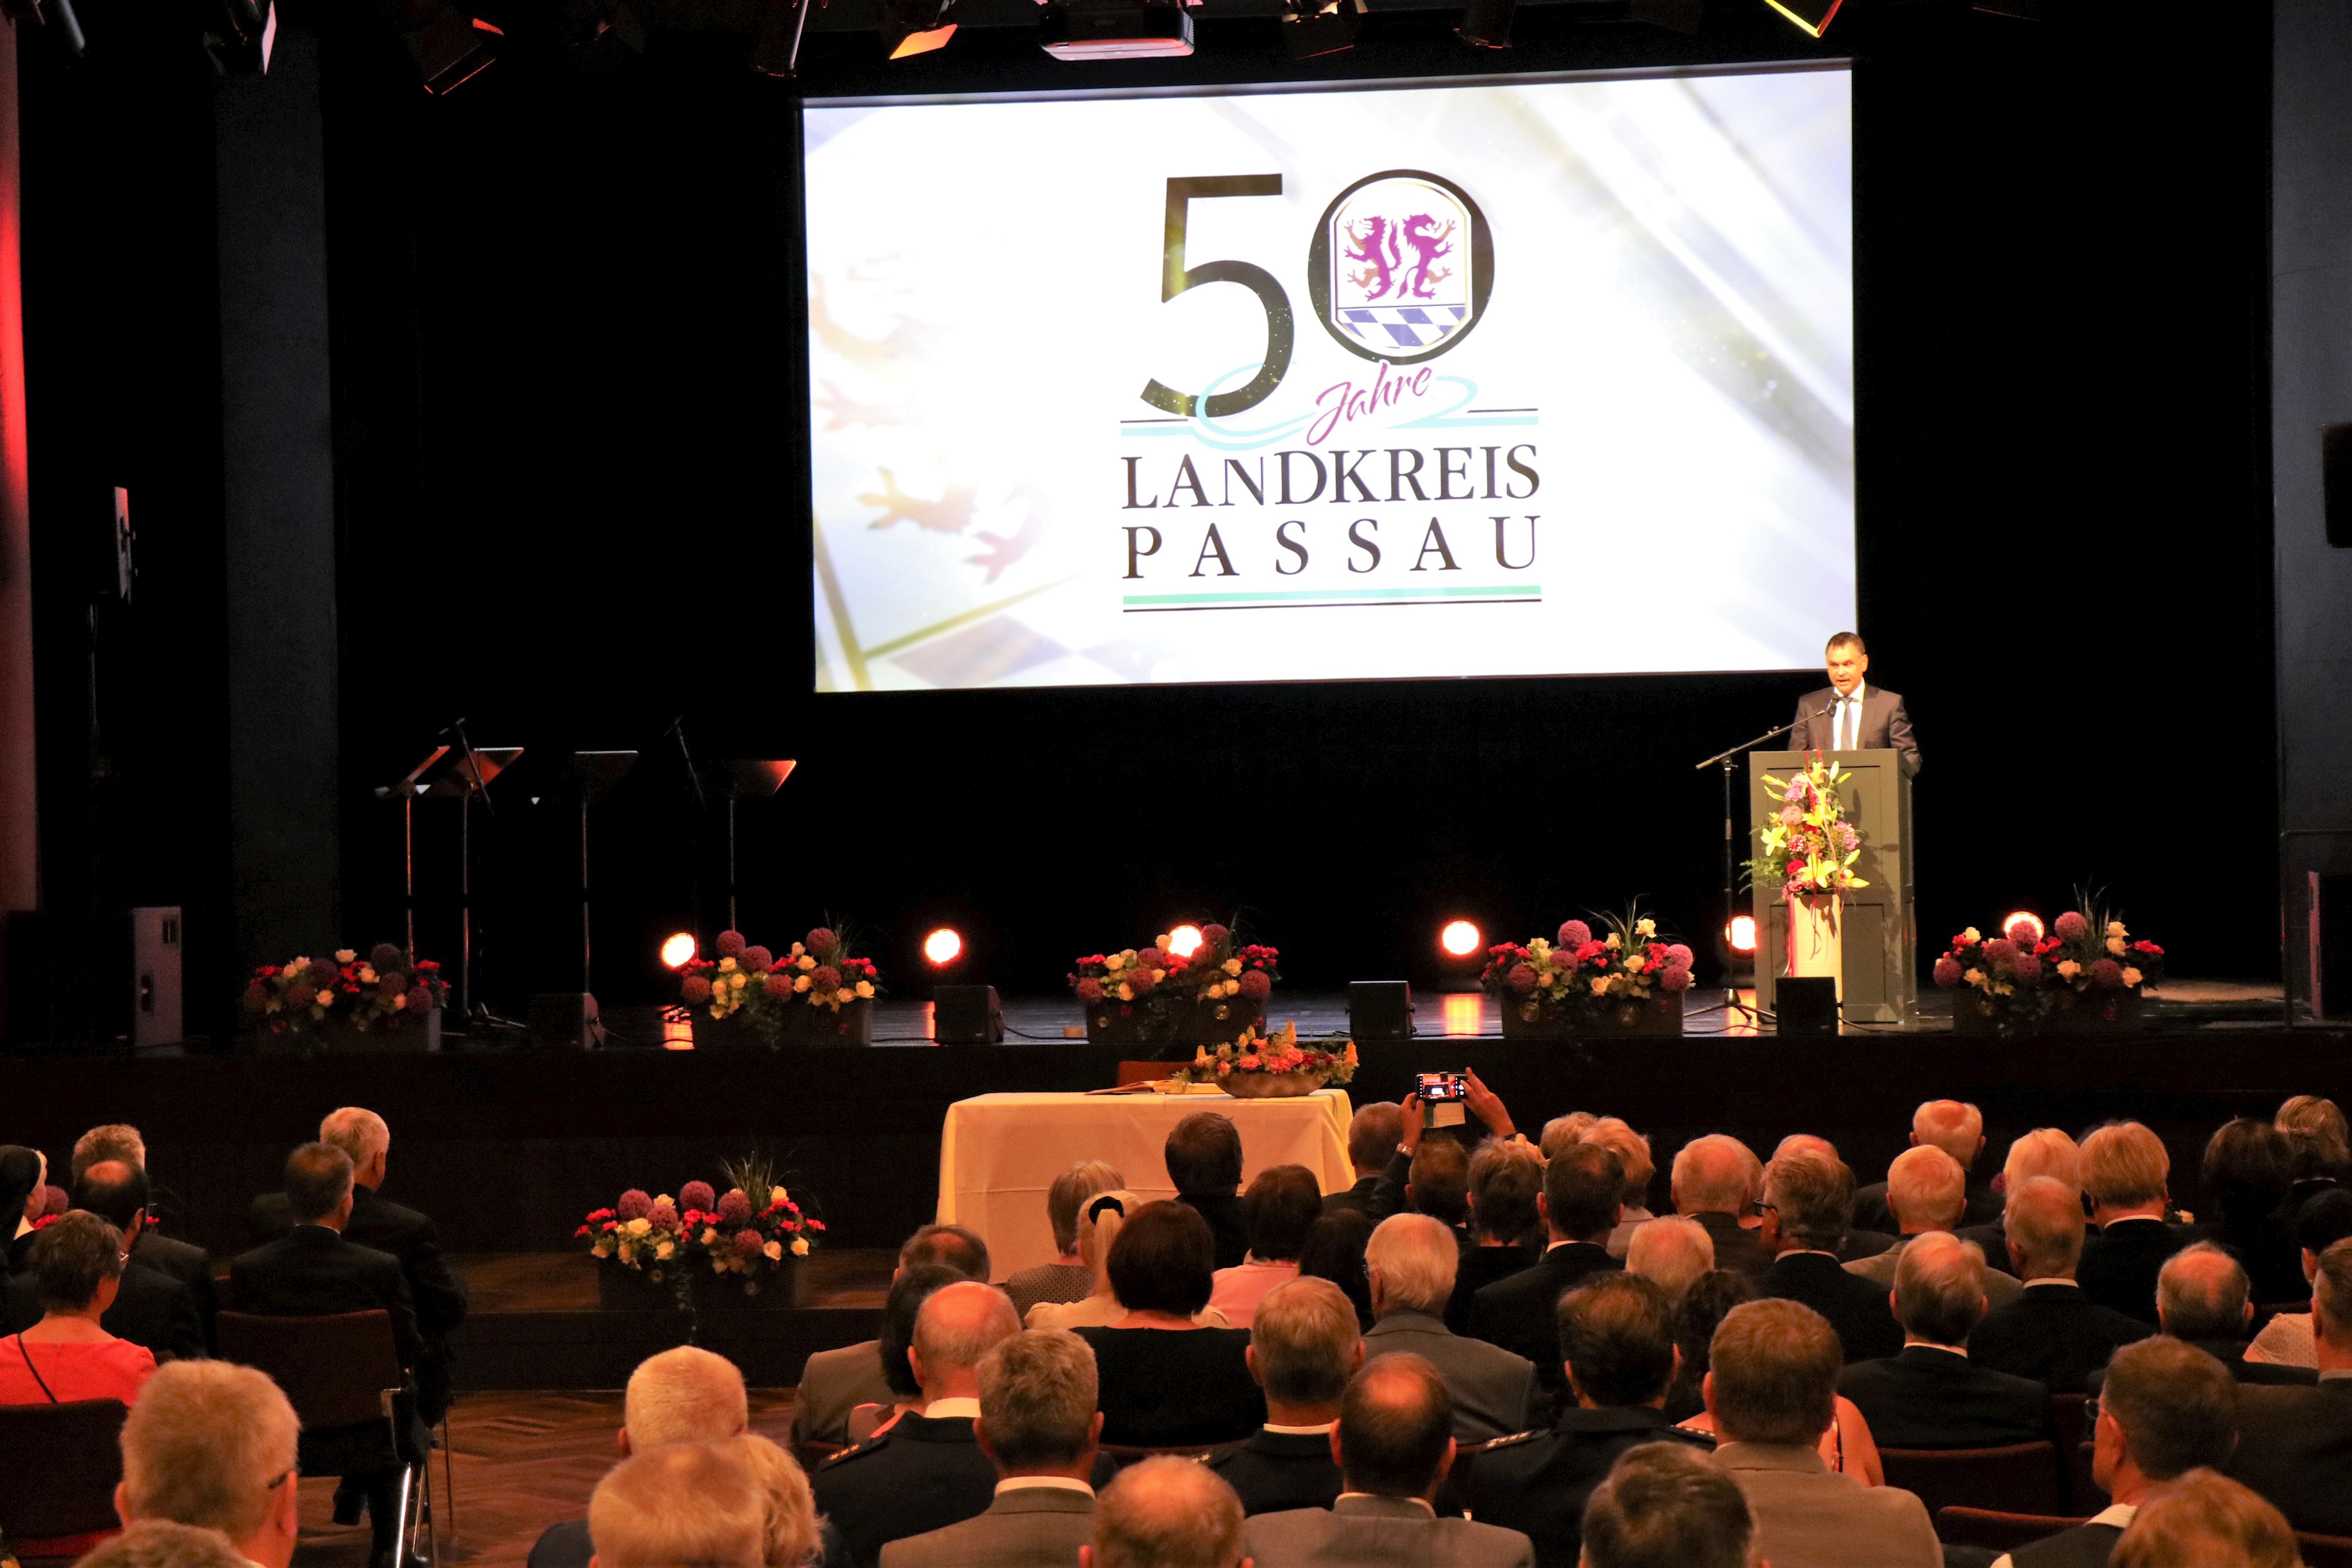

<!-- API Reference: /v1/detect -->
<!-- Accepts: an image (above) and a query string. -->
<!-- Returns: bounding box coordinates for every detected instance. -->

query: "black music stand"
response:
[373,745,450,963]
[421,742,521,1019]
[710,760,795,931]
[552,752,637,992]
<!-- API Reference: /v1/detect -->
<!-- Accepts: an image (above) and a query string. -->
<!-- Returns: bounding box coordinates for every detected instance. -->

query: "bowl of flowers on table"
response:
[1173,1021,1356,1099]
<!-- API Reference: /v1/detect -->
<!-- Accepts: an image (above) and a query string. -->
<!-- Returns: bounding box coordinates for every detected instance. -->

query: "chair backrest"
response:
[215,1310,402,1430]
[1101,1442,1220,1470]
[2301,1531,2352,1568]
[1877,1442,2065,1519]
[2047,1393,2098,1513]
[845,1403,889,1445]
[1934,1506,2089,1552]
[1117,1062,1174,1087]
[0,1399,129,1539]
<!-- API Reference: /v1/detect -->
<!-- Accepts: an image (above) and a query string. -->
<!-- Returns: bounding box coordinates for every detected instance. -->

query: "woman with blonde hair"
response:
[1005,1160,1124,1321]
[1028,1191,1232,1329]
[734,1434,826,1568]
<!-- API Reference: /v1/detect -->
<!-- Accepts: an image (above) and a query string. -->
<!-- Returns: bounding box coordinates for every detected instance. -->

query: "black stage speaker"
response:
[130,906,182,1050]
[2322,875,2352,1021]
[1349,981,1414,1040]
[1776,977,1838,1036]
[934,984,1003,1044]
[527,992,605,1049]
[2326,423,2352,547]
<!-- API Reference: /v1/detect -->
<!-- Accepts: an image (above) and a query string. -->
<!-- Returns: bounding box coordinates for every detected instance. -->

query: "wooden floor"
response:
[293,1389,801,1568]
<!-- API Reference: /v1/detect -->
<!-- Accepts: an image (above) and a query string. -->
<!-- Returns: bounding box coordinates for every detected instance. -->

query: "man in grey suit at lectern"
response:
[1788,631,1923,780]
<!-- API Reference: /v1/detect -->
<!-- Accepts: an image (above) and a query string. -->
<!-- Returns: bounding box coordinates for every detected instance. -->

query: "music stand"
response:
[421,742,522,1019]
[373,745,450,963]
[710,760,795,931]
[552,752,637,992]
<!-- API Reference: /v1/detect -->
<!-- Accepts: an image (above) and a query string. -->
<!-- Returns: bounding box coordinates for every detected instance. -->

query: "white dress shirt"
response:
[1832,681,1867,751]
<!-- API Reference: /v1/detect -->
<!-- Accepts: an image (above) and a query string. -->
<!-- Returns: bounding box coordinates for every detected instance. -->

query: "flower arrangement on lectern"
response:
[678,927,880,1041]
[241,943,447,1037]
[1175,1021,1356,1098]
[579,1153,825,1317]
[1746,757,1869,895]
[1935,896,2165,1032]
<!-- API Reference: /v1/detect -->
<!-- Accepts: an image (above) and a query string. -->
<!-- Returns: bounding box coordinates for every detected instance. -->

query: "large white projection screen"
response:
[804,66,1852,692]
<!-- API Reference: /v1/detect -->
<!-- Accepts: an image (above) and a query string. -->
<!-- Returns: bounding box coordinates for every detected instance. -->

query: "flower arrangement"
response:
[1933,897,2165,1029]
[1069,924,1278,1012]
[240,944,447,1036]
[1746,756,1868,896]
[1480,913,1698,1010]
[578,1153,825,1308]
[678,927,881,1040]
[1175,1020,1356,1088]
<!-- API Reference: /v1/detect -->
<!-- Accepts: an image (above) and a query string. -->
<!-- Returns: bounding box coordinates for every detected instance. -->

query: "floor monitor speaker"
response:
[527,992,605,1049]
[934,984,1003,1044]
[1349,980,1414,1040]
[1776,976,1838,1036]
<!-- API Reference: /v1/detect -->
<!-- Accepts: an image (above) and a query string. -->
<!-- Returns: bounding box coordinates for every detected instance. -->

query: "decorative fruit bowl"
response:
[1171,1021,1355,1099]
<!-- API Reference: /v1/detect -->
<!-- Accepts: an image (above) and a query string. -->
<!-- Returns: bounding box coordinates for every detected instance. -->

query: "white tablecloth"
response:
[935,1088,1356,1279]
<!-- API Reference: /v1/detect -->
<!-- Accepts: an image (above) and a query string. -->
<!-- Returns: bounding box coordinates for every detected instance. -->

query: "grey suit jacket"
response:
[879,1485,1093,1568]
[1362,1311,1543,1442]
[1712,1442,1940,1568]
[1844,1236,2024,1310]
[1247,1494,1533,1568]
[1789,684,1921,779]
[792,1338,897,1447]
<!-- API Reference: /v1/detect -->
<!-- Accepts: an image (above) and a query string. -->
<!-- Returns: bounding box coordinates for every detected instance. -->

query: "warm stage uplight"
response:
[660,932,698,969]
[1168,924,1205,958]
[923,927,964,966]
[1727,915,1759,955]
[2003,911,2046,945]
[1440,920,1481,958]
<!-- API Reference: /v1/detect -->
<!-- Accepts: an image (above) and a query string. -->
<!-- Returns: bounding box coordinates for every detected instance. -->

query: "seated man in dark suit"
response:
[1754,1149,1902,1364]
[1844,1145,2024,1312]
[1851,1101,1997,1236]
[1769,1136,1893,1262]
[1206,1276,1357,1514]
[250,1108,468,1426]
[1468,1144,1624,1397]
[1364,1214,1540,1442]
[1169,1112,1251,1271]
[229,1142,425,1568]
[1580,1443,1756,1568]
[791,1223,990,1450]
[1836,1232,2049,1449]
[1324,1104,1403,1219]
[527,1344,753,1568]
[1988,1336,2237,1568]
[2195,1118,2307,1308]
[1449,1142,1541,1334]
[2146,1242,2316,1386]
[1461,1273,1712,1568]
[2230,1236,2352,1536]
[3,1161,204,1361]
[1669,1136,1770,1277]
[1956,1132,2089,1293]
[1970,1176,2152,1393]
[2076,1121,2188,1325]
[71,1124,218,1348]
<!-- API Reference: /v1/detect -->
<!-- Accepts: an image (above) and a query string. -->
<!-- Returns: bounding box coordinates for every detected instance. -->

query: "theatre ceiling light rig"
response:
[1036,0,1194,61]
[1281,0,1364,59]
[877,0,956,56]
[1762,0,1839,37]
[1454,0,1512,48]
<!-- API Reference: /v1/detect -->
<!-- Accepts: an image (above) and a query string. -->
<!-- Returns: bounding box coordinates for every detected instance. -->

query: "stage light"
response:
[368,0,500,92]
[1455,0,1514,49]
[878,0,955,56]
[1761,0,1839,37]
[2003,911,2045,945]
[1440,920,1481,958]
[1168,924,1205,958]
[750,0,810,75]
[1728,915,1759,955]
[1281,0,1363,58]
[924,927,964,966]
[660,931,697,969]
[1036,0,1193,60]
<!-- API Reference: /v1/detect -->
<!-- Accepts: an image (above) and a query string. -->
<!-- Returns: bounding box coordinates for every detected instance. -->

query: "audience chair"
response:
[2047,1395,2096,1512]
[1934,1507,2088,1554]
[845,1403,891,1444]
[0,1399,129,1562]
[2300,1532,2352,1568]
[1877,1442,2065,1520]
[216,1309,438,1566]
[1101,1442,1223,1470]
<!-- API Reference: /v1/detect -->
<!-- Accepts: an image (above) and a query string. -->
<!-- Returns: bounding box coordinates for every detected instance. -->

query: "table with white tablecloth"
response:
[934,1087,1356,1279]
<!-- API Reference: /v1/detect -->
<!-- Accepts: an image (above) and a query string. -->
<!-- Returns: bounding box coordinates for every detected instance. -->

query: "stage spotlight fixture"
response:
[1440,920,1481,959]
[1167,924,1205,958]
[749,0,811,76]
[1036,0,1193,61]
[879,0,956,56]
[1762,0,1839,37]
[1727,915,1759,955]
[2003,911,2045,945]
[923,927,964,966]
[199,0,269,72]
[369,0,499,93]
[660,931,698,969]
[1281,0,1363,59]
[1455,0,1514,49]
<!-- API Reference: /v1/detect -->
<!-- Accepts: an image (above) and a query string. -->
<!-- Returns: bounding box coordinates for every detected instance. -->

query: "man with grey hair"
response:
[1363,1214,1541,1442]
[1327,1102,1405,1218]
[2145,1242,2315,1386]
[1754,1149,1902,1364]
[881,1328,1105,1566]
[1626,1215,1714,1296]
[1671,1136,1769,1277]
[1836,1232,2049,1449]
[115,1360,304,1568]
[1854,1100,1995,1235]
[794,1222,995,1449]
[1582,1444,1758,1568]
[1084,1456,1249,1568]
[1209,1276,1360,1514]
[1970,1175,2152,1393]
[1844,1145,2022,1311]
[71,1122,217,1348]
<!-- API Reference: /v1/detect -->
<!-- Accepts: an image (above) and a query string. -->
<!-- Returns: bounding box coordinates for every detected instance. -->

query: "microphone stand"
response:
[1695,708,1832,1015]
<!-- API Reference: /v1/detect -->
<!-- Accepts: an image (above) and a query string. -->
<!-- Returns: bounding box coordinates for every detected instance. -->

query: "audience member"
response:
[1704,1299,1940,1568]
[2277,1094,2351,1211]
[1166,1112,1250,1270]
[528,1345,753,1568]
[1074,1201,1264,1445]
[1363,1214,1540,1441]
[2246,1187,2352,1367]
[1755,1149,1902,1363]
[1326,1104,1404,1218]
[1665,1269,1754,1422]
[1450,1141,1542,1333]
[2077,1121,2187,1324]
[1838,1232,2048,1449]
[2110,1469,2299,1568]
[1843,1145,2024,1310]
[115,1360,302,1568]
[1989,1335,2238,1568]
[1853,1101,1996,1234]
[72,1125,218,1346]
[2193,1119,2304,1307]
[74,1520,258,1568]
[250,1109,469,1423]
[1297,1207,1375,1330]
[2145,1242,2315,1385]
[1244,1355,1535,1567]
[1580,1118,1658,1258]
[1773,1136,1895,1263]
[1005,1162,1124,1322]
[1378,1071,1518,1226]
[1,1144,44,1271]
[1956,1128,2083,1263]
[795,1224,991,1446]
[737,1434,826,1568]
[0,1213,157,1561]
[227,1142,425,1566]
[1671,1136,1769,1277]
[1581,1443,1757,1568]
[2227,1235,2352,1534]
[881,1327,1105,1567]
[1539,1114,1596,1160]
[1968,1175,2153,1392]
[1461,1274,1712,1568]
[1402,1139,1473,1235]
[1206,1276,1357,1514]
[815,1279,1034,1565]
[1210,1164,1321,1330]
[71,1122,146,1181]
[1032,1193,1204,1331]
[1626,1215,1713,1297]
[1084,1456,1248,1568]
[2,1164,201,1362]
[590,1441,769,1568]
[1469,1144,1625,1395]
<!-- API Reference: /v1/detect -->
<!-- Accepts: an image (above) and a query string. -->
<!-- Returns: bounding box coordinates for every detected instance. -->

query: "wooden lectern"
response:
[1750,749,1916,1025]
